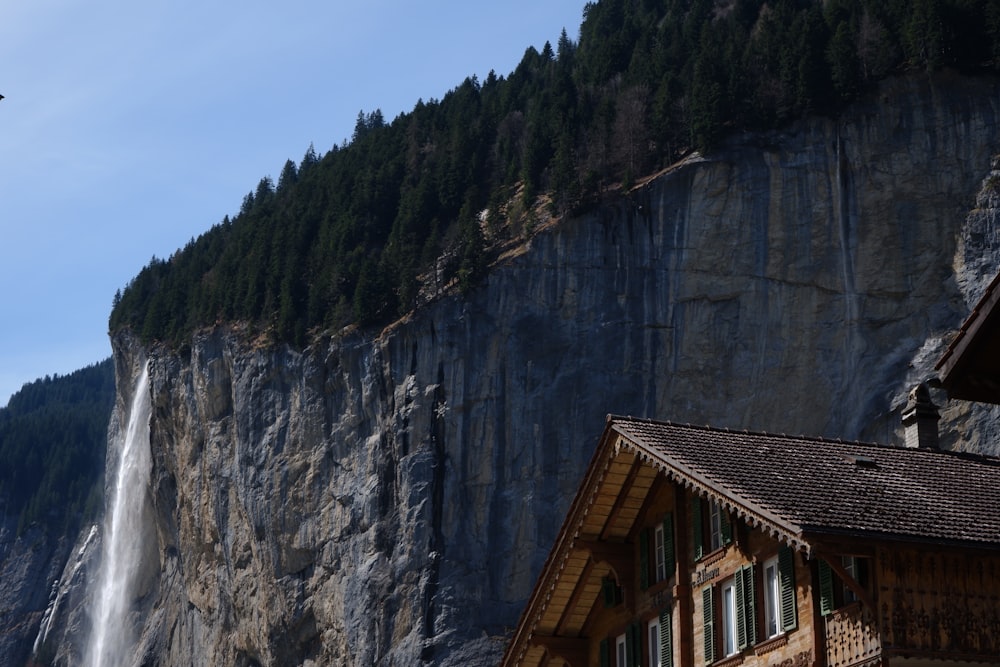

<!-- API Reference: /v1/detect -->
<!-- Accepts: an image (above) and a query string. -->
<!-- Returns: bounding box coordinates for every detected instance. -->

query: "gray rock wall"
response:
[0,520,74,664]
[38,72,1000,666]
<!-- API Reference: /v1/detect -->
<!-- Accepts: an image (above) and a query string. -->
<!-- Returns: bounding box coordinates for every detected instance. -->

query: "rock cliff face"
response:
[0,521,75,663]
[37,72,1000,666]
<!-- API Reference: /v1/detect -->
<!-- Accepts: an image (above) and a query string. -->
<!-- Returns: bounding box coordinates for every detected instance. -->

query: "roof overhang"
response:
[937,271,1000,404]
[617,423,813,554]
[500,417,820,666]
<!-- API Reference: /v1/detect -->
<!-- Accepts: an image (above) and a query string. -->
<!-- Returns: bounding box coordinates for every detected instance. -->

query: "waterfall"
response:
[84,364,152,667]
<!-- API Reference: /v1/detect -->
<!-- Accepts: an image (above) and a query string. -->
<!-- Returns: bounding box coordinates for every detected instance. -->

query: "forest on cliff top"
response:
[0,359,114,535]
[109,0,1000,348]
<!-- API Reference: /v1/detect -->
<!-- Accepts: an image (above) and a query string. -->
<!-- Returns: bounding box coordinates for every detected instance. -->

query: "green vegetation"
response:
[110,0,1000,347]
[0,359,114,535]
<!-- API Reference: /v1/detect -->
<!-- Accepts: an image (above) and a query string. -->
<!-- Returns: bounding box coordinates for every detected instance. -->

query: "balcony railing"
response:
[825,602,882,667]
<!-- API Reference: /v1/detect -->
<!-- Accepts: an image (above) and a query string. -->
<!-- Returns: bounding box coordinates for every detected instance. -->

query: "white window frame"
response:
[709,501,724,551]
[616,633,627,667]
[721,577,737,656]
[763,555,781,638]
[842,556,859,603]
[654,523,667,582]
[648,617,661,667]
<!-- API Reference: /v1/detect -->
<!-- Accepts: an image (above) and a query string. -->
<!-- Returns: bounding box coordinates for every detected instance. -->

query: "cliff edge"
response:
[38,72,1000,666]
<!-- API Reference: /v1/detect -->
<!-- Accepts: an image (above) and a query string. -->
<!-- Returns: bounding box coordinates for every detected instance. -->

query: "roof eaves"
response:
[611,421,814,555]
[802,525,1000,554]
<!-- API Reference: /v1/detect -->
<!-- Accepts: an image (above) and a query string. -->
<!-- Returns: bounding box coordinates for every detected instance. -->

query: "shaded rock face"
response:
[0,521,75,665]
[29,525,100,666]
[43,73,1000,666]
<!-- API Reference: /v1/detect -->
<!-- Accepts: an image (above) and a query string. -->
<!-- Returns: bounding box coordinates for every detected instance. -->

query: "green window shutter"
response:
[600,638,610,667]
[736,564,756,648]
[720,508,733,546]
[663,513,676,577]
[660,606,674,667]
[778,546,798,632]
[735,569,747,650]
[702,585,716,664]
[734,567,745,649]
[640,528,650,590]
[692,497,704,561]
[629,621,642,667]
[602,576,617,607]
[818,559,835,616]
[746,565,758,646]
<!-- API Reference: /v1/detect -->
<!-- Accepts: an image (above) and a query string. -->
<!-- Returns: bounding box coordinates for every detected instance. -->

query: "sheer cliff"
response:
[37,72,1000,666]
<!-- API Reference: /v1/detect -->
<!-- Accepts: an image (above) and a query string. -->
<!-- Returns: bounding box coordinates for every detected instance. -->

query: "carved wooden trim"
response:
[698,545,728,567]
[753,634,789,655]
[713,653,745,667]
[824,601,881,667]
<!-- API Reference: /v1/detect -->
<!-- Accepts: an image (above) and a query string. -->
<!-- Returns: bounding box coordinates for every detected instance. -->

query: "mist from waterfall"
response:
[84,364,152,667]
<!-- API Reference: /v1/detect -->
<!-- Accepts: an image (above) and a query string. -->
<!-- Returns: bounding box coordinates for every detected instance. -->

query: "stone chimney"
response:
[901,382,940,449]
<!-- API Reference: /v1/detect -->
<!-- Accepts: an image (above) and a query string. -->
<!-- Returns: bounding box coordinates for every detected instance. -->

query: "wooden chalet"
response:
[500,415,1000,667]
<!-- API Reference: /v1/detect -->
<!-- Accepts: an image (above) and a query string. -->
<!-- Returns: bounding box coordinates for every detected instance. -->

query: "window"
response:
[655,524,668,581]
[640,514,675,590]
[608,624,642,667]
[650,608,673,667]
[763,556,781,638]
[710,502,725,552]
[692,497,731,560]
[704,566,759,663]
[768,546,799,632]
[819,555,869,615]
[648,618,661,667]
[721,578,738,656]
[842,556,860,603]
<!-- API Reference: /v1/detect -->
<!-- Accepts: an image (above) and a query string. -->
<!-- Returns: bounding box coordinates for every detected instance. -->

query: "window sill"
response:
[711,633,792,667]
[697,545,728,566]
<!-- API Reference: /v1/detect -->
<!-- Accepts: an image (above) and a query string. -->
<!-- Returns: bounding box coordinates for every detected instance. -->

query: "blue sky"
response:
[0,0,586,406]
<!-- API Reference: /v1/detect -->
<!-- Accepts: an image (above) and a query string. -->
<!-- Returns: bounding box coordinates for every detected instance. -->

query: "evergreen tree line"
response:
[109,0,1000,347]
[0,359,115,535]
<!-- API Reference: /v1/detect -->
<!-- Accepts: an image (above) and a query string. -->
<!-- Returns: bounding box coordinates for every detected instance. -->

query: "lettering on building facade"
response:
[692,566,720,587]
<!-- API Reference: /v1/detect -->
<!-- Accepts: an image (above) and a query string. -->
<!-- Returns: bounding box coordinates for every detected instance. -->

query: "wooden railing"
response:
[825,602,882,667]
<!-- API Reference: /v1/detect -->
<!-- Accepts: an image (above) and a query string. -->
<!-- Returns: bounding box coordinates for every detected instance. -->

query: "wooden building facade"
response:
[500,416,1000,667]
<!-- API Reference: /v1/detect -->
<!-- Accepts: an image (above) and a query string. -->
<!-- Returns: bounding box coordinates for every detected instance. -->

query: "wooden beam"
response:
[554,559,596,636]
[818,554,876,613]
[576,540,633,584]
[531,635,587,667]
[600,454,643,540]
[628,473,667,542]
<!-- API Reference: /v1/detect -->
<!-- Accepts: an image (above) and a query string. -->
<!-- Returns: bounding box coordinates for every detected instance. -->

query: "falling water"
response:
[85,364,152,667]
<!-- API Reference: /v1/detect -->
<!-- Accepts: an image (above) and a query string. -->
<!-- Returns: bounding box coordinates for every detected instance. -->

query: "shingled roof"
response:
[611,416,1000,551]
